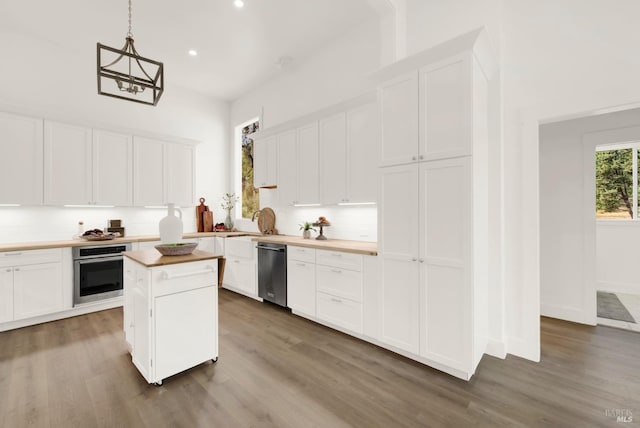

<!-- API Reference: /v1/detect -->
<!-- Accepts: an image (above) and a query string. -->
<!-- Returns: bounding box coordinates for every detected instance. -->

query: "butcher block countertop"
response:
[252,235,377,256]
[123,249,222,267]
[0,231,260,252]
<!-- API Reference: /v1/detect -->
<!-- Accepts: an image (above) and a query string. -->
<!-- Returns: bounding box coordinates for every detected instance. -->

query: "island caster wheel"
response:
[211,357,218,363]
[154,380,163,386]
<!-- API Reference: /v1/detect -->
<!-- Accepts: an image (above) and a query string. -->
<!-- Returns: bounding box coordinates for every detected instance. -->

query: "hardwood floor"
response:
[1,289,638,427]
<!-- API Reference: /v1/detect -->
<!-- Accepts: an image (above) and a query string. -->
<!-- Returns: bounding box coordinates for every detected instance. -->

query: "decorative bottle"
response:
[159,203,183,244]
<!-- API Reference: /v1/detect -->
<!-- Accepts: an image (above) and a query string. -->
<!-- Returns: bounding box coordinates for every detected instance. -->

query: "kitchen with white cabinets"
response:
[1,1,637,426]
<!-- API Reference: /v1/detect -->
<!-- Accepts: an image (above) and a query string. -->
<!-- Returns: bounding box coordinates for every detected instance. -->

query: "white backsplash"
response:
[0,206,198,244]
[234,189,377,242]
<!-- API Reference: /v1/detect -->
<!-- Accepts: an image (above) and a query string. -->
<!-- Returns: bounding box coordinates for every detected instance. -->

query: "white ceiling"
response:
[1,0,381,101]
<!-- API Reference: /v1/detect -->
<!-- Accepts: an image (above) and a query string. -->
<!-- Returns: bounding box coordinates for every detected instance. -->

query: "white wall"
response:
[540,108,640,326]
[0,28,230,238]
[597,222,640,295]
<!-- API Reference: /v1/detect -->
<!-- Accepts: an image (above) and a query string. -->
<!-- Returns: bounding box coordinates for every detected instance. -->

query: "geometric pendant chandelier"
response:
[97,0,164,106]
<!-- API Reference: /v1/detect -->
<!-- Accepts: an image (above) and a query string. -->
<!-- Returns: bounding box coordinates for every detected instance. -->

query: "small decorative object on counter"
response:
[221,193,238,231]
[154,242,198,256]
[73,221,85,239]
[159,203,183,244]
[214,222,227,231]
[80,229,120,241]
[312,216,331,240]
[107,219,125,237]
[299,221,316,239]
[196,198,214,232]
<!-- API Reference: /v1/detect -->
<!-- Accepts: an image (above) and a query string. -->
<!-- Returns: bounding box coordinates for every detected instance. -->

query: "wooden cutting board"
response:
[196,198,208,232]
[202,210,214,232]
[257,207,276,234]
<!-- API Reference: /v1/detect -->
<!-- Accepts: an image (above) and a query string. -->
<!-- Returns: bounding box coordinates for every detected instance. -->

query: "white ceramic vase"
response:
[159,203,183,244]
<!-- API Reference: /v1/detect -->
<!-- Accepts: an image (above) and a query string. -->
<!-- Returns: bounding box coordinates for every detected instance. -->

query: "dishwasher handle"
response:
[257,245,286,252]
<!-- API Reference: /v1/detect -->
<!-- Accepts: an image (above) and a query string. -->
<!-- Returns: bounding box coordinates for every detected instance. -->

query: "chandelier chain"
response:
[127,0,133,38]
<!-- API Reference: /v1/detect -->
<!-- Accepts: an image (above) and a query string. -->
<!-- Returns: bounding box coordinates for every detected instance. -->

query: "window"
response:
[240,120,260,218]
[596,143,639,220]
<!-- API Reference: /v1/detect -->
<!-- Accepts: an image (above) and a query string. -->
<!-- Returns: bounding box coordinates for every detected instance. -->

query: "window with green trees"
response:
[241,121,259,218]
[595,145,640,219]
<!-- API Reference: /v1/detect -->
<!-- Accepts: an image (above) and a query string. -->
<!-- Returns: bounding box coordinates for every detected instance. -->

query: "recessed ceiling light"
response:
[188,49,198,56]
[234,0,244,8]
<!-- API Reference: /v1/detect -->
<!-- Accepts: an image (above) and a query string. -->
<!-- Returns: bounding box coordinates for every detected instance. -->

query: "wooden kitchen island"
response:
[123,249,221,385]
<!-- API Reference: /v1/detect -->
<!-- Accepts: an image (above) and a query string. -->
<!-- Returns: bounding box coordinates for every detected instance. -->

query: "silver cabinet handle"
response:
[419,258,424,263]
[330,297,342,303]
[330,253,342,257]
[160,266,215,280]
[5,268,11,272]
[4,252,22,256]
[411,258,417,262]
[14,268,20,272]
[296,263,306,267]
[419,155,424,160]
[331,269,342,274]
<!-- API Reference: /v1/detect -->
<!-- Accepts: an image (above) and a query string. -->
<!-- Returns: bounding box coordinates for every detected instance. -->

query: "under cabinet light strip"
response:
[0,204,20,207]
[64,204,115,208]
[337,202,376,206]
[293,203,321,207]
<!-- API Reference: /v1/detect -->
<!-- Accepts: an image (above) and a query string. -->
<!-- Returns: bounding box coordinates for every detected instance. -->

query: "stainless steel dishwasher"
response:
[257,243,287,307]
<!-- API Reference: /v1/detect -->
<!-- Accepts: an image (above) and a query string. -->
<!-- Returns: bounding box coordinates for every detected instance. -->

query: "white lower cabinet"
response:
[222,237,257,298]
[316,292,363,334]
[0,249,65,323]
[124,256,218,385]
[287,246,316,317]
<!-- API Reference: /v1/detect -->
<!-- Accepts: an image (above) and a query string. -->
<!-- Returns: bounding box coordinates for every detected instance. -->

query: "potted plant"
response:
[221,193,239,230]
[299,221,316,239]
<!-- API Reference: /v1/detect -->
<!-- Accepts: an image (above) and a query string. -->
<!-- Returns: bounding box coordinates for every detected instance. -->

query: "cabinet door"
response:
[287,260,316,316]
[378,164,420,354]
[346,102,379,203]
[123,260,136,348]
[133,137,165,206]
[166,143,195,207]
[254,135,277,188]
[224,257,256,296]
[93,130,133,206]
[419,158,471,371]
[379,71,419,167]
[197,238,216,253]
[419,56,471,160]
[0,112,43,205]
[44,121,92,205]
[296,122,320,205]
[276,130,297,206]
[13,262,63,320]
[0,267,13,323]
[319,113,347,204]
[155,285,217,381]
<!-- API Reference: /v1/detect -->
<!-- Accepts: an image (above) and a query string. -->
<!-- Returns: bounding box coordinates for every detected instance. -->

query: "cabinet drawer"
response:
[0,248,62,267]
[316,249,362,271]
[152,261,217,297]
[225,237,254,259]
[316,264,363,302]
[287,246,315,263]
[224,256,257,295]
[316,292,363,334]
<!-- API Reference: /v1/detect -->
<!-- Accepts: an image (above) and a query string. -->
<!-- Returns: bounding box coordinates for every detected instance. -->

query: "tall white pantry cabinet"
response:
[375,29,495,380]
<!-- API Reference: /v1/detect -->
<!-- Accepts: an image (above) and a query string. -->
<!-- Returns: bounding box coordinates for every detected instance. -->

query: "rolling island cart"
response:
[123,249,221,385]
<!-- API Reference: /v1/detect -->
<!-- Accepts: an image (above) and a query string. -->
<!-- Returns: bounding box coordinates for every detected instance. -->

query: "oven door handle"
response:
[160,266,215,280]
[75,255,123,265]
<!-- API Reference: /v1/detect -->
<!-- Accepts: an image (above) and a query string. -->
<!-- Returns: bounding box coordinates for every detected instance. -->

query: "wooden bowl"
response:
[154,242,198,256]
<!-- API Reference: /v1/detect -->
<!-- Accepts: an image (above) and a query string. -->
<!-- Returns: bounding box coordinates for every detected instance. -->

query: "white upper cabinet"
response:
[346,102,379,203]
[296,122,319,205]
[276,130,297,206]
[320,101,379,205]
[133,137,194,207]
[419,56,471,161]
[0,112,43,205]
[166,143,195,207]
[319,113,347,204]
[253,135,277,188]
[276,124,319,207]
[93,129,133,206]
[379,71,419,167]
[44,121,93,205]
[133,137,164,206]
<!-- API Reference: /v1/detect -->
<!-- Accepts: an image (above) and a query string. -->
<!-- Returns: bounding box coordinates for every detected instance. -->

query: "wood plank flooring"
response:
[1,289,639,427]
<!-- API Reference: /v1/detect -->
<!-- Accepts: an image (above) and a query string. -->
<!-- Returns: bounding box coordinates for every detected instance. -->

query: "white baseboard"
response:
[485,339,507,359]
[597,281,640,295]
[540,303,596,326]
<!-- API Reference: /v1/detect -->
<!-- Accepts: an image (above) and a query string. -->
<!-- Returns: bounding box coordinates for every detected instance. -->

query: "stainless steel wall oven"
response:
[73,243,131,306]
